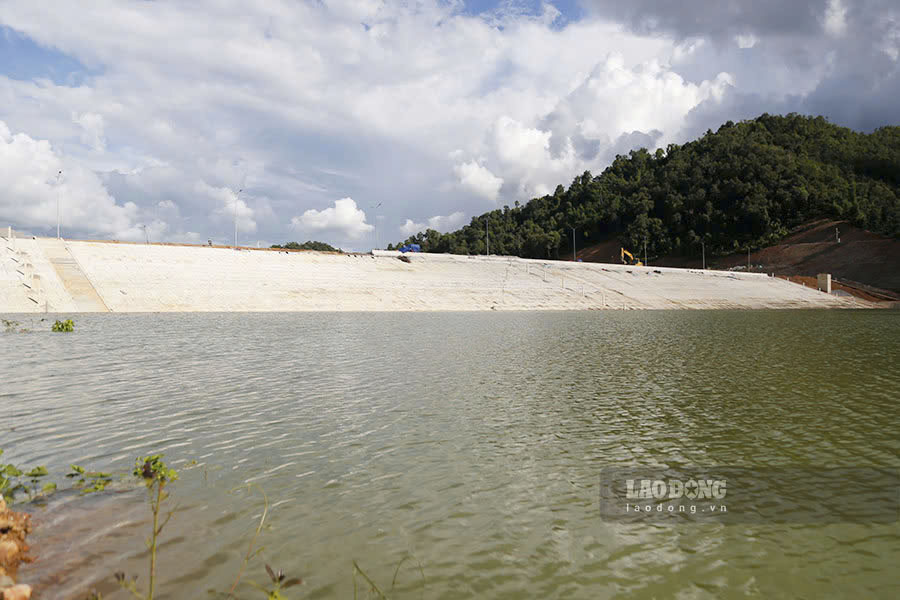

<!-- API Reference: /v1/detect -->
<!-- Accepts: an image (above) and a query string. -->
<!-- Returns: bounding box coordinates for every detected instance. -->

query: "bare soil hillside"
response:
[573,220,900,294]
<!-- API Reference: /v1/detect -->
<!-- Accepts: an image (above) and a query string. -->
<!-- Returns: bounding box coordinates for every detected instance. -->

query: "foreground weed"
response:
[67,464,115,493]
[2,318,29,333]
[14,454,422,600]
[227,484,270,597]
[113,455,178,600]
[353,555,425,600]
[0,448,55,504]
[208,484,302,599]
[256,564,303,599]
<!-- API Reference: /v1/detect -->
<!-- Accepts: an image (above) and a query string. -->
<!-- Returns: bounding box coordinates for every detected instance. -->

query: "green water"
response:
[3,310,899,598]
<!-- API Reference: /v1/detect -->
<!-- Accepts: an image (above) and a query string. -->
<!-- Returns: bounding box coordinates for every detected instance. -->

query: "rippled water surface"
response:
[3,311,899,599]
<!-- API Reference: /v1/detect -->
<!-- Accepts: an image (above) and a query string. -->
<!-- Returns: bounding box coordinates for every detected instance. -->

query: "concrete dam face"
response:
[0,232,866,313]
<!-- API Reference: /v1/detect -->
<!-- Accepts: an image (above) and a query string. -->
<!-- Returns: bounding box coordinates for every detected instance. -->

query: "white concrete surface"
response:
[40,238,109,311]
[0,236,870,313]
[1,233,79,313]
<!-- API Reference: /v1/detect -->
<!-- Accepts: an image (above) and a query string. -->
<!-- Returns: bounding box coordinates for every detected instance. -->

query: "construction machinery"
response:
[621,248,643,266]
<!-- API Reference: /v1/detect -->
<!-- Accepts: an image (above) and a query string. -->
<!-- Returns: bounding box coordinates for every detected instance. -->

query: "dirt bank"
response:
[712,220,900,292]
[574,220,900,294]
[777,275,898,303]
[0,498,33,599]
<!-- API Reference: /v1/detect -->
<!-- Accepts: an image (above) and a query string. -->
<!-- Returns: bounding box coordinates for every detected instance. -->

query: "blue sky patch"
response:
[0,26,98,85]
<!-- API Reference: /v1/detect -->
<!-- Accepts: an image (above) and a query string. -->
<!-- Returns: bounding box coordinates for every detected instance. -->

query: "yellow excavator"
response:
[621,248,643,266]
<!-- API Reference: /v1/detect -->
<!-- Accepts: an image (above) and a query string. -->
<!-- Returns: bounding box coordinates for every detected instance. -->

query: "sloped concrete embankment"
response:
[0,236,869,313]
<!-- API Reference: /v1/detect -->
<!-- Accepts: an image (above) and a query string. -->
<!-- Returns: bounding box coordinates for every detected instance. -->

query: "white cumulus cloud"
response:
[488,116,577,199]
[453,161,503,202]
[201,182,258,235]
[0,120,138,238]
[291,197,373,240]
[399,211,466,236]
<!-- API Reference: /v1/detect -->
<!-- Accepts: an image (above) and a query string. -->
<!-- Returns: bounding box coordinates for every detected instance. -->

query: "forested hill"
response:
[390,114,900,260]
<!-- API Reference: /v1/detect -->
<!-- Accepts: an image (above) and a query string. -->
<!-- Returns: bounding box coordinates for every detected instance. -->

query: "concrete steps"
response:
[39,239,109,312]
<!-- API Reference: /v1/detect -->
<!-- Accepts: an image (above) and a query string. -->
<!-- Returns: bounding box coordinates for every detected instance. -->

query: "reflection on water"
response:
[2,311,899,599]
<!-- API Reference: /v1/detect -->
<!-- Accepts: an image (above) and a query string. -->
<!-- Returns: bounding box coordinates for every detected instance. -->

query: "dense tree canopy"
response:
[271,240,342,252]
[391,114,900,260]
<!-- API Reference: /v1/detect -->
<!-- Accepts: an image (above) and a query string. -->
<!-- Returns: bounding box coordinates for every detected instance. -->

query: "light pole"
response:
[370,202,382,250]
[55,170,62,239]
[571,226,576,262]
[375,215,384,250]
[234,188,242,249]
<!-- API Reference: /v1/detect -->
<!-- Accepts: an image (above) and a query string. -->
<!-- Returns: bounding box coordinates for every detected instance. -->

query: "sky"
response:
[0,0,898,250]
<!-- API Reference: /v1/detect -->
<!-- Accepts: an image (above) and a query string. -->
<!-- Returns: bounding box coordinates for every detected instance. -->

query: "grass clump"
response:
[51,319,75,332]
[2,318,31,334]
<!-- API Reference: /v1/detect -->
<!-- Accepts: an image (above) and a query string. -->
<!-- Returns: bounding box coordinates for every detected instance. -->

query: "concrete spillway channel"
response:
[39,239,110,312]
[0,234,873,312]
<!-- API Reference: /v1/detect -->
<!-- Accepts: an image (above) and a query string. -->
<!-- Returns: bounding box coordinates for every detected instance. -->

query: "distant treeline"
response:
[389,114,900,260]
[271,241,342,252]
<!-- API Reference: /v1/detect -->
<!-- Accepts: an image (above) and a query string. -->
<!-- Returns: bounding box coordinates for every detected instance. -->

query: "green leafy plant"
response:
[0,448,54,504]
[66,464,114,493]
[51,319,75,332]
[115,455,178,600]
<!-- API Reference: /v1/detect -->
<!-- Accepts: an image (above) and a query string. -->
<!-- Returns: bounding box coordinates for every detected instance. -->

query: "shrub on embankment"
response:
[270,241,342,253]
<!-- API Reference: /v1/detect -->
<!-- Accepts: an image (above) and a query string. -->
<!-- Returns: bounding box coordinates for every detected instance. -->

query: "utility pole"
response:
[571,226,576,262]
[55,170,62,239]
[747,246,751,271]
[485,217,489,256]
[701,240,706,270]
[370,202,383,250]
[234,188,242,249]
[644,239,647,266]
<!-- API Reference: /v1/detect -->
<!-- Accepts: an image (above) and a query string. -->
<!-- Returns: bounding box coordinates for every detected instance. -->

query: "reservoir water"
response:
[2,311,899,599]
